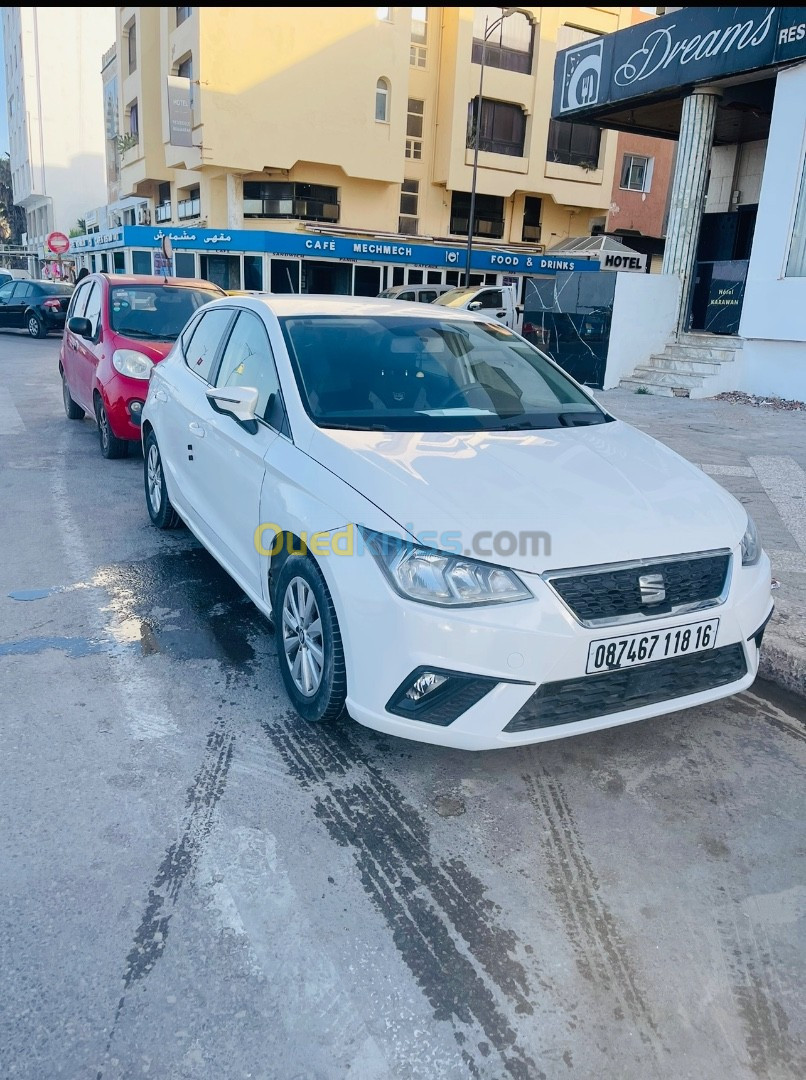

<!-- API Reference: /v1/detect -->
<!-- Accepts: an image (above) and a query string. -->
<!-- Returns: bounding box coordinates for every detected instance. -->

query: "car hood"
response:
[306,420,747,573]
[109,333,174,363]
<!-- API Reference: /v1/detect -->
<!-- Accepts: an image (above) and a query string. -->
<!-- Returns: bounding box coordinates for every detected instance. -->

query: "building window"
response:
[467,98,526,158]
[410,6,427,67]
[522,196,542,242]
[406,98,424,159]
[620,154,653,192]
[128,101,139,142]
[178,186,200,219]
[472,7,534,74]
[243,182,340,223]
[176,6,192,25]
[786,155,806,277]
[375,78,389,123]
[155,181,172,223]
[399,180,419,235]
[449,191,505,239]
[127,20,137,74]
[177,54,194,107]
[547,119,600,168]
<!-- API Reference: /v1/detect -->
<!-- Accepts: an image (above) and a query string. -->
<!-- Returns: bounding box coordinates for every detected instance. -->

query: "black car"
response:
[0,279,74,338]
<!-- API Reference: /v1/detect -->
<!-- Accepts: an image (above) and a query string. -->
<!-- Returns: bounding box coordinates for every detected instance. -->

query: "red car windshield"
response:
[110,285,218,341]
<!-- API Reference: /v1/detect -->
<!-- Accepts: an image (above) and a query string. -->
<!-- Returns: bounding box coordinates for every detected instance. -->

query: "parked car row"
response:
[58,277,773,749]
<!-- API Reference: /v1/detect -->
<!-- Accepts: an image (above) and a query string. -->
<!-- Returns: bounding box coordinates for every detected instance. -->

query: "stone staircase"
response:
[619,332,743,398]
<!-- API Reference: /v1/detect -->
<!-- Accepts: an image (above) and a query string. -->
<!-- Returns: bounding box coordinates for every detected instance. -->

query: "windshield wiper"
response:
[320,420,393,431]
[116,328,173,340]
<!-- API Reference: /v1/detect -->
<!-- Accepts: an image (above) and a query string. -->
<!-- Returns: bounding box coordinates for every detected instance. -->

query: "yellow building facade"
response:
[109,5,633,293]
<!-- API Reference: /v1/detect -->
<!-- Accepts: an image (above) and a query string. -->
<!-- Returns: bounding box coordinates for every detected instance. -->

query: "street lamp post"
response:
[464,9,516,286]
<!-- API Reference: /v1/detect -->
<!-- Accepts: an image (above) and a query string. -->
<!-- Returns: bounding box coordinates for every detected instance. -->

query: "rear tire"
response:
[144,431,181,529]
[27,313,45,338]
[95,395,129,459]
[274,554,346,724]
[62,373,84,420]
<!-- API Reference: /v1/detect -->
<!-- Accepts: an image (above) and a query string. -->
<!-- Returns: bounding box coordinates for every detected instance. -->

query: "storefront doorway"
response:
[302,260,351,294]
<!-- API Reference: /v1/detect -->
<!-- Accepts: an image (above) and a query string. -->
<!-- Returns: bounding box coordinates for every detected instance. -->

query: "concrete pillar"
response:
[226,173,243,230]
[661,87,721,332]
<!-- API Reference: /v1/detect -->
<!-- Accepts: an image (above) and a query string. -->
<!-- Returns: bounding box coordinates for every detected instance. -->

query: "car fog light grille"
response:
[386,667,500,726]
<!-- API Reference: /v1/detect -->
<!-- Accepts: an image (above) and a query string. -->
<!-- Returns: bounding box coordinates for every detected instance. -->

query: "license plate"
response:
[586,618,719,674]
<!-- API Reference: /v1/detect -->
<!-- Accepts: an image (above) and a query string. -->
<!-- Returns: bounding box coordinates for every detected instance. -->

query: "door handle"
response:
[189,421,206,438]
[496,310,506,317]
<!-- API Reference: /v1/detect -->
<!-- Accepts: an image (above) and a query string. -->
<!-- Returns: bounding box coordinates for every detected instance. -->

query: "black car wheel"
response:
[95,395,129,459]
[143,431,181,529]
[62,373,84,420]
[27,313,45,338]
[274,553,347,725]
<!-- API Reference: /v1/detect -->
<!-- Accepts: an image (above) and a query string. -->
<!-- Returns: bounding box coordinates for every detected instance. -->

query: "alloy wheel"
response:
[98,403,110,451]
[281,576,325,697]
[28,316,39,336]
[146,444,162,514]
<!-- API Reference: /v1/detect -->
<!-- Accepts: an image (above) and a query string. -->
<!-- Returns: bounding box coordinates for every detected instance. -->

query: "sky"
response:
[0,21,7,155]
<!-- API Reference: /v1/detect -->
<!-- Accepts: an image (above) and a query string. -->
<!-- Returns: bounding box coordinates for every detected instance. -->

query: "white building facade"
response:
[3,6,115,256]
[553,6,806,401]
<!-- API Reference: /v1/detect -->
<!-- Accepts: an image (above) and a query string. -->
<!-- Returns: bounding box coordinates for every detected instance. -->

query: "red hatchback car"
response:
[59,274,224,458]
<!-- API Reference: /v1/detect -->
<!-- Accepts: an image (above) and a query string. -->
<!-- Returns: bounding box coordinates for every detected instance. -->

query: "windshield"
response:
[433,287,484,308]
[110,285,218,340]
[279,314,609,432]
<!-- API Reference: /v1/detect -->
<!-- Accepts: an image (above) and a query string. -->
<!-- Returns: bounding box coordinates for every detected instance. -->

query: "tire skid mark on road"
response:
[522,760,664,1053]
[96,714,235,1080]
[262,713,545,1080]
[713,884,798,1078]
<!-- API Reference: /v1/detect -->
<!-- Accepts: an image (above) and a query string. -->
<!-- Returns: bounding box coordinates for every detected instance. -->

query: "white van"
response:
[378,284,453,304]
[0,268,32,287]
[433,282,522,332]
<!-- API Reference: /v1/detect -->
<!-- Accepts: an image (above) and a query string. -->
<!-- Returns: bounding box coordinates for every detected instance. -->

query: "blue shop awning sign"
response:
[70,225,599,276]
[553,7,806,120]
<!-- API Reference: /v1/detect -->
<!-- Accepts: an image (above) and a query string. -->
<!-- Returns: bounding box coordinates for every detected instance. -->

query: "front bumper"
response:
[101,371,149,441]
[321,545,773,750]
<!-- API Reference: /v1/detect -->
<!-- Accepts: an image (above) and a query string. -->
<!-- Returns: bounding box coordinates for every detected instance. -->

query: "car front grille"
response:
[503,643,747,733]
[545,550,731,627]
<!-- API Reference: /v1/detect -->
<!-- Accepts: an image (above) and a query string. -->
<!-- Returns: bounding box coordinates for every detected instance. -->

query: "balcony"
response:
[177,196,200,220]
[243,197,339,223]
[154,201,172,223]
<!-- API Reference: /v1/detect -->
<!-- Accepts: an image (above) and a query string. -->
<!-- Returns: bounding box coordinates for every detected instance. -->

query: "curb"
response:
[758,623,806,701]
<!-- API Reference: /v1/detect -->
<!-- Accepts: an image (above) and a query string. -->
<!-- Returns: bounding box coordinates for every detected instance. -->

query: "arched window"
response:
[375,78,390,123]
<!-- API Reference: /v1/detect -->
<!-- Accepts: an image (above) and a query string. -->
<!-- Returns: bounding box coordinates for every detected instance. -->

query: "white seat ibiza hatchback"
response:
[141,295,773,750]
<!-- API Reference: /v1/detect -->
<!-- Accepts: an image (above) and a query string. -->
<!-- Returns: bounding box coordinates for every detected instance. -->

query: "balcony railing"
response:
[243,197,339,223]
[177,197,200,220]
[154,201,172,223]
[449,216,505,240]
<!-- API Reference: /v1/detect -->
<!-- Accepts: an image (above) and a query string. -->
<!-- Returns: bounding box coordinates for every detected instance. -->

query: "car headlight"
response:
[112,349,154,380]
[741,514,761,566]
[359,527,533,606]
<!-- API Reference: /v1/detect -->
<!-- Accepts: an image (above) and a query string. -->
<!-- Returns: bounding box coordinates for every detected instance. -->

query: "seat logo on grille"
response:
[638,572,666,605]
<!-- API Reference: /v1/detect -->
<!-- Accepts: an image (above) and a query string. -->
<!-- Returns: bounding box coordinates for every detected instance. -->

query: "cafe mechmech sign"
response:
[553,7,806,119]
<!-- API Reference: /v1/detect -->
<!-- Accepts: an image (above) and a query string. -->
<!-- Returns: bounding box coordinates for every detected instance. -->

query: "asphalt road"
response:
[1,331,805,1080]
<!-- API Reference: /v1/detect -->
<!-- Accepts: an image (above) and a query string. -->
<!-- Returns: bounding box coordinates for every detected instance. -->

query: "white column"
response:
[226,173,243,230]
[662,88,721,331]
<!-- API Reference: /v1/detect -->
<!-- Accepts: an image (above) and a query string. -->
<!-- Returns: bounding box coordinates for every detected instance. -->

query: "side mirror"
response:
[68,316,92,339]
[206,385,260,431]
[467,301,482,311]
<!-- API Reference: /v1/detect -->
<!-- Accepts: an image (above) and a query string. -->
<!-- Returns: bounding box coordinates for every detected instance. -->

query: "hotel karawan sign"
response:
[553,7,806,119]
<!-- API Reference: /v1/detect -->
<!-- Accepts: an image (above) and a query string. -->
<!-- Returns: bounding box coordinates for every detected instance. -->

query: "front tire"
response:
[27,313,45,338]
[143,431,180,529]
[274,554,346,724]
[62,373,84,420]
[95,395,129,459]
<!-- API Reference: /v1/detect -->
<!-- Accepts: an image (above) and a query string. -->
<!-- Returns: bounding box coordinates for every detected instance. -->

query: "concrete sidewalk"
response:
[596,389,806,699]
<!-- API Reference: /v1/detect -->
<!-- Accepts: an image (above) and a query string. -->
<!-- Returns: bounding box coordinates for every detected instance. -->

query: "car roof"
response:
[232,293,483,320]
[91,273,224,289]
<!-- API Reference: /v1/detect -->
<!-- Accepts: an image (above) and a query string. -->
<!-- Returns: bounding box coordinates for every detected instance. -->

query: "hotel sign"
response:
[554,7,806,119]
